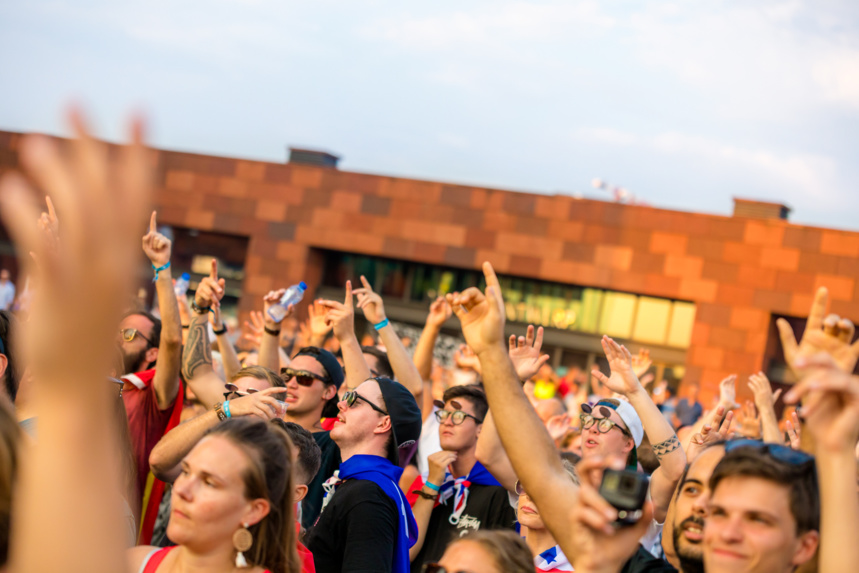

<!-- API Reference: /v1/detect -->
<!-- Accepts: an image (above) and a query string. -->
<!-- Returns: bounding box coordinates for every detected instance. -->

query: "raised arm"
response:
[785,354,859,573]
[260,288,293,373]
[355,275,422,397]
[149,387,284,482]
[413,297,451,420]
[2,110,149,573]
[180,259,226,410]
[447,263,580,553]
[591,336,686,523]
[211,299,241,381]
[142,211,182,410]
[319,281,370,391]
[747,371,783,444]
[409,450,458,560]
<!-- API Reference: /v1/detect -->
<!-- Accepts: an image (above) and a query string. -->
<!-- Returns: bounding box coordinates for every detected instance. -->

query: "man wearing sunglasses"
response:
[305,376,422,573]
[409,385,516,572]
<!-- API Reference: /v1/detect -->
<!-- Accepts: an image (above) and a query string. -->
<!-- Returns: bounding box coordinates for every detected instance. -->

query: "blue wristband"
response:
[152,261,171,282]
[424,481,441,492]
[223,400,232,418]
[374,318,390,331]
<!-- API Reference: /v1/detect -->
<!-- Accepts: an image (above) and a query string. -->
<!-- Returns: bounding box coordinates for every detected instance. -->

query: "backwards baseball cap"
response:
[375,377,422,467]
[582,398,644,470]
[292,346,344,389]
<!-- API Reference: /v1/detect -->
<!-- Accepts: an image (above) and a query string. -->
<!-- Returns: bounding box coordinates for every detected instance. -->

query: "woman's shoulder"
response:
[127,545,173,573]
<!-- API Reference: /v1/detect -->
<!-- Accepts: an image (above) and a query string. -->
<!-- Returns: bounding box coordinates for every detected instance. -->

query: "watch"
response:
[214,402,227,421]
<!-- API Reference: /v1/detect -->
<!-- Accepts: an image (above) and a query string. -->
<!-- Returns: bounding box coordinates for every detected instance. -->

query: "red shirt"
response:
[122,369,176,502]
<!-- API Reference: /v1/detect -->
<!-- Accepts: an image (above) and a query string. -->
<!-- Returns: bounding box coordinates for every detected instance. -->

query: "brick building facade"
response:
[1,130,857,401]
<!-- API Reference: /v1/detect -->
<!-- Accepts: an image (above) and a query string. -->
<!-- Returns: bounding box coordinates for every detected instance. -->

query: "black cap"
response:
[375,377,422,467]
[293,346,344,389]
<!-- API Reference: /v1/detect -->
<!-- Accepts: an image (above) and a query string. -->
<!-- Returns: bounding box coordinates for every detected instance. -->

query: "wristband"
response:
[412,489,439,501]
[191,300,210,315]
[212,325,227,335]
[424,481,441,492]
[264,325,281,336]
[374,318,390,331]
[214,402,227,422]
[182,324,190,329]
[223,400,232,418]
[152,261,171,282]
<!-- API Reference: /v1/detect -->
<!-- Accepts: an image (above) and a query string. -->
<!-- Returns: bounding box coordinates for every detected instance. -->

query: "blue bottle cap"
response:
[181,273,190,280]
[299,281,307,290]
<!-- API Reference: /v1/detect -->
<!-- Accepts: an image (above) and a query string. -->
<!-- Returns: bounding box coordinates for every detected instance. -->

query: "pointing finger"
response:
[210,258,218,281]
[344,280,353,308]
[149,210,157,233]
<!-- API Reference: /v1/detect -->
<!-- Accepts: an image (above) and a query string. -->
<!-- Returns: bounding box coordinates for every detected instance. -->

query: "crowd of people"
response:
[0,111,858,573]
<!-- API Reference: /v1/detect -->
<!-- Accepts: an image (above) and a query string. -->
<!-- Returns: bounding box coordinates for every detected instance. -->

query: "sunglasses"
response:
[724,438,814,466]
[223,383,261,400]
[514,479,527,496]
[281,367,330,387]
[579,413,631,437]
[343,390,388,416]
[120,328,153,347]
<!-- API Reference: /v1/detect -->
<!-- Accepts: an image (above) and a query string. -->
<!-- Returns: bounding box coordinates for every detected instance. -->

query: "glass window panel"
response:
[632,297,672,344]
[667,302,697,348]
[599,292,636,338]
[579,289,603,333]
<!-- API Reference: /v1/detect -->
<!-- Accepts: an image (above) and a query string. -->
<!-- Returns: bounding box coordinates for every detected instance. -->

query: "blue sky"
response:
[1,0,858,230]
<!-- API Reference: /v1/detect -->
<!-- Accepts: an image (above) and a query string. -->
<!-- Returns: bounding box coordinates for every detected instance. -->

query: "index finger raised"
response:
[210,258,219,281]
[482,261,500,293]
[344,279,353,308]
[149,210,157,233]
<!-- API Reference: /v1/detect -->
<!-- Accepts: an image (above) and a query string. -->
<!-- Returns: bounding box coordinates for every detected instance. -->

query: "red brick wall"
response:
[2,130,857,400]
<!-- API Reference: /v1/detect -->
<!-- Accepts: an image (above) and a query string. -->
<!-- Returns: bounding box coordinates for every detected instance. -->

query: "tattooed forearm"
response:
[181,314,212,380]
[652,435,681,460]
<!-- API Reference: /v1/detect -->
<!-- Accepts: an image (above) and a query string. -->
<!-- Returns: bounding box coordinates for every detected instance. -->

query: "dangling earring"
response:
[233,523,253,568]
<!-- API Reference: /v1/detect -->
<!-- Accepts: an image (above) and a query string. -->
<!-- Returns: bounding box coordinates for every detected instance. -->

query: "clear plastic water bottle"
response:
[174,272,190,298]
[267,281,307,322]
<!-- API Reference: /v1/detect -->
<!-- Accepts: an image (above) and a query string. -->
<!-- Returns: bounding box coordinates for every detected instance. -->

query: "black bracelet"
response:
[264,325,281,336]
[212,325,227,335]
[412,489,439,501]
[181,324,190,329]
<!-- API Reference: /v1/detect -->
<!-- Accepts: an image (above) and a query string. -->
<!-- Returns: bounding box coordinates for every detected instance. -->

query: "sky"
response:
[1,0,858,230]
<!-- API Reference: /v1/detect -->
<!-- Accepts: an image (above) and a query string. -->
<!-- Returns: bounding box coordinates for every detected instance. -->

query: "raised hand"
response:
[631,348,652,378]
[353,275,387,325]
[307,299,333,342]
[717,374,739,410]
[262,287,289,326]
[141,211,171,269]
[425,296,452,329]
[36,195,60,254]
[546,413,573,443]
[785,353,859,453]
[778,287,859,378]
[686,405,734,462]
[242,310,266,348]
[454,344,482,374]
[446,262,505,356]
[508,324,551,382]
[319,281,356,341]
[737,400,761,439]
[194,258,225,309]
[427,450,457,486]
[590,335,643,397]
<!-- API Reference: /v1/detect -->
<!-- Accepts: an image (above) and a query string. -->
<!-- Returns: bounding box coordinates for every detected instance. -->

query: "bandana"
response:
[535,545,574,571]
[319,455,417,573]
[437,461,500,525]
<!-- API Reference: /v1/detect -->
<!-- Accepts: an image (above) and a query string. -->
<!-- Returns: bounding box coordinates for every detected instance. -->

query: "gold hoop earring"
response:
[233,523,253,568]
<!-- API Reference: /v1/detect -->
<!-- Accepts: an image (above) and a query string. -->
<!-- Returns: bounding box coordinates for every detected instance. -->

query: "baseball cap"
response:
[582,398,644,470]
[375,377,422,467]
[292,346,344,389]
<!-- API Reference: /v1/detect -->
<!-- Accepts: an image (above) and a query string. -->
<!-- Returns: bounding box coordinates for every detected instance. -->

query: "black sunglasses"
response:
[281,367,330,387]
[724,438,814,466]
[120,328,154,347]
[343,390,388,416]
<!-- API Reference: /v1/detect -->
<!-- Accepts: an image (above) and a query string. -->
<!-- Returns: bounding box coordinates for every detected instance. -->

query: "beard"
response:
[673,515,706,573]
[122,347,148,375]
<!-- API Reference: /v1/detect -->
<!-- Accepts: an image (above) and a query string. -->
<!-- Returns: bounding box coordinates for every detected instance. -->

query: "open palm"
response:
[591,335,641,396]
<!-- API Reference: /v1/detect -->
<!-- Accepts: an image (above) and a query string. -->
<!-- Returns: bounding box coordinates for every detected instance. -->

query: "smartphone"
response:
[599,468,650,526]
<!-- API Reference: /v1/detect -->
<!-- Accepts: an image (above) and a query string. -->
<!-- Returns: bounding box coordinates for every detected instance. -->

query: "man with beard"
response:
[118,212,182,541]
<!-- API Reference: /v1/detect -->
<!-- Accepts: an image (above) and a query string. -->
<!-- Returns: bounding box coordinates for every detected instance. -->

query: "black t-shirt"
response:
[305,478,398,573]
[302,431,342,530]
[621,546,678,573]
[410,484,517,572]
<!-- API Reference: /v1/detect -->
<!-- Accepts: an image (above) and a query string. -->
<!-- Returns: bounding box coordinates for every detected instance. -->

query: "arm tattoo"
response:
[652,435,681,460]
[181,316,212,380]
